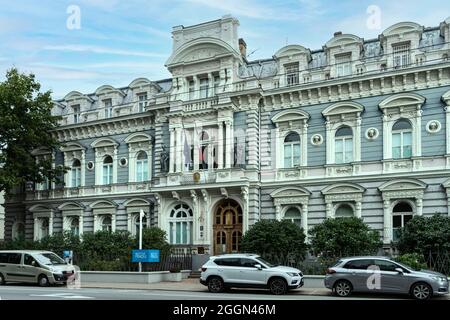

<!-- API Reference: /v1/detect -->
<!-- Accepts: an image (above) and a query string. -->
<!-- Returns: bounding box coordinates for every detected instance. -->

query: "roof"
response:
[210,253,260,259]
[339,256,392,261]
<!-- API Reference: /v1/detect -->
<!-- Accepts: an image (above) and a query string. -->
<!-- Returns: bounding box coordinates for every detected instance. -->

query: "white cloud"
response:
[42,44,168,58]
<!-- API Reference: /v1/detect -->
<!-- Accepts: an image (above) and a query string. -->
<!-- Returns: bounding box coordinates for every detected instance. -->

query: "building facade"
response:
[0,191,4,240]
[4,15,450,254]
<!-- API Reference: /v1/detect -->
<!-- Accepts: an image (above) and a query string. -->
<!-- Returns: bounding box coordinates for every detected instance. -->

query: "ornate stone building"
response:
[4,15,450,254]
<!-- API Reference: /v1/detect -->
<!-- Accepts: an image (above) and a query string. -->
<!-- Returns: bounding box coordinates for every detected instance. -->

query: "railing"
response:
[183,97,219,112]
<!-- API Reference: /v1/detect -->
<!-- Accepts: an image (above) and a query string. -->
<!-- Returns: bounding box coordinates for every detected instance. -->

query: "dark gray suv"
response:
[324,256,449,300]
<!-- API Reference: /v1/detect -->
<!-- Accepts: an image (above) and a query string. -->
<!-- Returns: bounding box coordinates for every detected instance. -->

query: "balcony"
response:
[183,96,219,112]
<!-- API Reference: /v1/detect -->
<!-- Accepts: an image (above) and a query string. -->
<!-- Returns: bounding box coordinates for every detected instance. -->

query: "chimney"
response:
[239,38,247,58]
[334,31,342,37]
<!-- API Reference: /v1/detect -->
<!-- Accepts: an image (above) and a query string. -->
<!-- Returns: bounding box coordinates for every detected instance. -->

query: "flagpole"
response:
[139,209,143,272]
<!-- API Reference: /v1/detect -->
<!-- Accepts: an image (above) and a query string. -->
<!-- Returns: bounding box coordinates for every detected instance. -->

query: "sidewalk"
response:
[80,278,331,296]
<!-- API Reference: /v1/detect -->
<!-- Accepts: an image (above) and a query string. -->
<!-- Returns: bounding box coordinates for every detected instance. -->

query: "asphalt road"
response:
[0,284,435,300]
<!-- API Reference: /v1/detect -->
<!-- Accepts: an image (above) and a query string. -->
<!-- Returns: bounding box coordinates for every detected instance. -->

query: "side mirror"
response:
[254,264,262,270]
[395,267,403,274]
[31,261,36,267]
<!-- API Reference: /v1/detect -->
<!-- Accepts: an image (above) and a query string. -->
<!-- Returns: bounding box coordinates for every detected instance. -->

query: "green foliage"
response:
[0,68,66,194]
[240,219,307,260]
[0,227,171,271]
[397,214,450,255]
[309,217,382,259]
[394,253,427,271]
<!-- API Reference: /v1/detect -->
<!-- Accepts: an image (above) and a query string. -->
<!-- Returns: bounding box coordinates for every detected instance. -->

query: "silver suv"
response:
[324,256,449,300]
[200,254,304,295]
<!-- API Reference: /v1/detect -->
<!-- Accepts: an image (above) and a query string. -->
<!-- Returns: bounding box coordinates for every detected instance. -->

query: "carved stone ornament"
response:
[311,134,323,146]
[426,120,441,133]
[365,127,379,140]
[86,161,94,171]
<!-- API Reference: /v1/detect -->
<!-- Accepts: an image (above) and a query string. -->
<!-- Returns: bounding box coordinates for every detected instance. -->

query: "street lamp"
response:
[139,209,145,272]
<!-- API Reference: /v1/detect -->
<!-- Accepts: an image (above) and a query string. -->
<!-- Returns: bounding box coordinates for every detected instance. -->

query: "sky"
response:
[0,0,449,98]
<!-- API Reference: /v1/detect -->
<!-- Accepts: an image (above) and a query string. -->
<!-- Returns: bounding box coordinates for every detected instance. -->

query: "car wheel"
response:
[0,273,5,285]
[207,276,224,293]
[334,280,353,297]
[38,274,49,287]
[269,277,287,295]
[411,282,432,300]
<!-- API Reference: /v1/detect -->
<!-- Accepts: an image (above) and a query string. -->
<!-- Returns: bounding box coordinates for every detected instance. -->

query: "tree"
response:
[240,219,307,260]
[0,68,65,194]
[397,214,450,255]
[139,227,172,255]
[309,217,381,259]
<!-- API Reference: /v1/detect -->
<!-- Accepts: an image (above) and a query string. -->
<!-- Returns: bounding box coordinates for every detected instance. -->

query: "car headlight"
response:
[287,272,299,277]
[431,276,447,282]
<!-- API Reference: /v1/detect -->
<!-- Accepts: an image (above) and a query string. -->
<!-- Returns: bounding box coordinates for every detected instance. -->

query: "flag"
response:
[183,132,191,167]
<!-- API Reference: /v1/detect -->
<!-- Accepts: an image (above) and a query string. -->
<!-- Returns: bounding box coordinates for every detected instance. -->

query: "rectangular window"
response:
[335,54,352,77]
[213,75,220,95]
[285,63,299,86]
[199,78,209,99]
[136,160,148,182]
[104,99,113,118]
[73,105,80,124]
[393,43,411,68]
[102,164,112,185]
[188,80,195,100]
[284,144,292,168]
[71,168,81,187]
[138,93,147,112]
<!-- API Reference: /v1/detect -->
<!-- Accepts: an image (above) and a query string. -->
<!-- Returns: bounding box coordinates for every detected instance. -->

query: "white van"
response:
[0,250,77,286]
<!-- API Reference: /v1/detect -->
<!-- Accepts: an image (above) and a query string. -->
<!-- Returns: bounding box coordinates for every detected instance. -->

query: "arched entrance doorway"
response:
[213,199,243,254]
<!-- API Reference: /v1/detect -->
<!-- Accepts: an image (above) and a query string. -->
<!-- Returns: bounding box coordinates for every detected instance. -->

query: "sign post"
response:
[139,209,145,272]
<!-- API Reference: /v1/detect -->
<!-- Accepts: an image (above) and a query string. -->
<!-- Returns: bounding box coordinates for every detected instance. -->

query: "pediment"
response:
[325,34,362,48]
[90,200,117,209]
[382,22,422,37]
[179,45,229,63]
[124,198,150,208]
[91,138,118,148]
[379,179,427,192]
[442,89,450,104]
[274,45,310,58]
[270,187,311,198]
[379,93,425,110]
[272,109,310,123]
[321,183,365,195]
[322,101,364,117]
[58,202,84,211]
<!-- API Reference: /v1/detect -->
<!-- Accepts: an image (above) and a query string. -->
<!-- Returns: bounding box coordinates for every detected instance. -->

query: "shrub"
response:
[240,219,307,261]
[394,253,427,271]
[309,217,382,259]
[397,214,450,255]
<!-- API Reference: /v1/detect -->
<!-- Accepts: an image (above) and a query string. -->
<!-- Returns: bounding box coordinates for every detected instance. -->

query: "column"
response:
[382,114,390,159]
[416,198,423,216]
[81,150,86,187]
[169,129,175,173]
[383,199,391,244]
[79,213,84,236]
[302,203,308,242]
[325,120,332,164]
[94,150,102,185]
[225,121,233,168]
[275,204,282,221]
[33,217,39,241]
[93,214,98,232]
[128,147,135,183]
[275,126,281,169]
[414,107,422,157]
[355,116,362,162]
[194,128,199,171]
[446,106,450,155]
[217,122,224,169]
[325,201,333,218]
[112,214,116,232]
[127,213,132,233]
[194,75,200,100]
[112,146,118,184]
[355,201,362,218]
[176,127,182,172]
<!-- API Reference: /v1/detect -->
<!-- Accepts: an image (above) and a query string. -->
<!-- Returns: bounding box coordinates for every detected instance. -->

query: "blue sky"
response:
[0,0,449,98]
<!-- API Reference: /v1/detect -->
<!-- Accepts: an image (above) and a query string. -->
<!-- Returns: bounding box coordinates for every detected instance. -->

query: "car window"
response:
[6,253,22,264]
[214,258,240,267]
[0,253,8,264]
[344,259,374,270]
[240,258,259,268]
[24,254,38,266]
[374,260,399,272]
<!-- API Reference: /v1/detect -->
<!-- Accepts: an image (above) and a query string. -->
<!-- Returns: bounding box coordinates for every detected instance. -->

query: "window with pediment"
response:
[283,132,301,168]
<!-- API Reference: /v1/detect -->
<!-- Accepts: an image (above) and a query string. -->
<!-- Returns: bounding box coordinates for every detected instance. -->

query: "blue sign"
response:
[131,249,160,263]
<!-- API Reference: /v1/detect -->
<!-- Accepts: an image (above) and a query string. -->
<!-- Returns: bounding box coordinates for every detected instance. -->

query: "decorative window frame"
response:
[322,101,364,165]
[270,187,311,238]
[58,202,84,236]
[271,109,310,169]
[61,142,86,189]
[90,200,117,232]
[125,133,153,183]
[167,202,194,245]
[379,93,425,160]
[443,178,450,216]
[442,90,450,157]
[124,198,151,235]
[90,138,119,186]
[378,178,426,244]
[321,183,365,218]
[333,202,356,217]
[28,205,54,240]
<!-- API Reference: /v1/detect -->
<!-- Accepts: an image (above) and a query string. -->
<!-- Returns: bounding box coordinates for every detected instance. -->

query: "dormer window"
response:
[104,99,113,118]
[285,63,299,86]
[393,43,410,69]
[335,53,351,77]
[199,78,209,99]
[72,104,80,124]
[138,93,147,112]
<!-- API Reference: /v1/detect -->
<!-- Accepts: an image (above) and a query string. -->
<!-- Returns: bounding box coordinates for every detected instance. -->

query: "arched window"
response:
[70,217,80,236]
[335,203,354,217]
[199,131,209,170]
[102,156,113,185]
[335,126,353,164]
[392,119,412,159]
[101,215,112,232]
[392,202,413,241]
[133,214,148,236]
[283,207,302,227]
[12,222,25,240]
[135,151,148,182]
[283,132,301,168]
[71,159,81,188]
[169,203,193,244]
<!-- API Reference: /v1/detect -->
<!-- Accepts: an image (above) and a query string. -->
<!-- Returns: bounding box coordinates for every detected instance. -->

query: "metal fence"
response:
[143,253,192,272]
[426,251,450,275]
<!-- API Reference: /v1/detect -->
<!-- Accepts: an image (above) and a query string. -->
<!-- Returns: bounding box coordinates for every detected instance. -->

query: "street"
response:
[1,284,446,300]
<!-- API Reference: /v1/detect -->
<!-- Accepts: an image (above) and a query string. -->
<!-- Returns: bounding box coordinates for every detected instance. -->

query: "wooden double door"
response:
[213,199,243,255]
